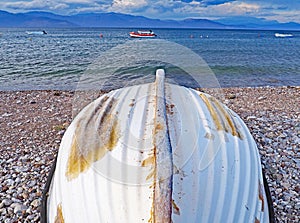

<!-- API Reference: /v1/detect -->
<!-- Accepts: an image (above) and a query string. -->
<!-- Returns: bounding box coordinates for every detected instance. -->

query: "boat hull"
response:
[42,69,274,222]
[275,33,293,38]
[129,31,156,38]
[26,31,47,35]
[130,33,156,38]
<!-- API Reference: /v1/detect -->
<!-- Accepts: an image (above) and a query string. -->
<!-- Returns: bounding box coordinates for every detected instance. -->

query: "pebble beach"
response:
[0,86,299,222]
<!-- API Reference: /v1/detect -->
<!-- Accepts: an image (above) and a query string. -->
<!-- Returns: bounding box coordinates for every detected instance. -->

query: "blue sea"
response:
[0,28,299,90]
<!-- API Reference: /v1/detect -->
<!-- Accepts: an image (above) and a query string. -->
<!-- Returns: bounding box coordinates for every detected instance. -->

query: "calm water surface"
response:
[0,28,299,90]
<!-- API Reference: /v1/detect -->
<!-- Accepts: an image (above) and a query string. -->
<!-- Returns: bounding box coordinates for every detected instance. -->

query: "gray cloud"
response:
[201,0,236,6]
[0,0,299,22]
[176,0,236,6]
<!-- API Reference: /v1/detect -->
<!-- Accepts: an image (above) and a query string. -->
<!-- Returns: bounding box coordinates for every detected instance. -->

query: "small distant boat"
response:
[129,30,156,38]
[274,33,293,38]
[26,30,47,35]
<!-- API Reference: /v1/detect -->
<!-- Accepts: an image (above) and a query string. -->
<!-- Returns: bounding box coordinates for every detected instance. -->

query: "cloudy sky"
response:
[1,0,299,22]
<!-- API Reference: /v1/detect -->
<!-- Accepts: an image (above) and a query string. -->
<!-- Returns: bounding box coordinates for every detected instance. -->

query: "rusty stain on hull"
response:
[105,119,119,151]
[210,97,243,139]
[148,120,158,223]
[142,154,156,167]
[155,123,164,133]
[172,199,180,215]
[166,103,175,115]
[258,182,265,212]
[65,97,120,181]
[148,147,157,223]
[148,204,154,223]
[199,93,243,139]
[146,167,156,181]
[86,95,110,126]
[210,97,237,135]
[199,93,223,131]
[54,204,64,223]
[66,118,119,181]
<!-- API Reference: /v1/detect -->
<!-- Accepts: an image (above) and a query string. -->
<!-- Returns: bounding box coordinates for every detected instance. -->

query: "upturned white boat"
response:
[42,69,274,222]
[130,30,156,38]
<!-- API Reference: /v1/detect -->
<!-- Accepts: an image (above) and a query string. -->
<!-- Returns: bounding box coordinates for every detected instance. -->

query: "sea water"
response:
[0,28,299,90]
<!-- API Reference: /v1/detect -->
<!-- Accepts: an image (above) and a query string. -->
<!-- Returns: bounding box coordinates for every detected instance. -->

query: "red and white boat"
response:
[129,30,156,38]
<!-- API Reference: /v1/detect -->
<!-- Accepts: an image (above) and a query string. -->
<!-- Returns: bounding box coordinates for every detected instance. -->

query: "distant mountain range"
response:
[0,10,300,30]
[215,16,300,30]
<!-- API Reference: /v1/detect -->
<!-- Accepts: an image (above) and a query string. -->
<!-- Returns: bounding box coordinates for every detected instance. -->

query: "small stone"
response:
[31,199,41,208]
[5,179,14,186]
[274,174,283,181]
[7,158,14,163]
[295,202,300,210]
[6,189,13,195]
[269,166,276,174]
[6,206,13,215]
[27,180,37,187]
[285,204,292,210]
[13,203,27,214]
[20,156,29,162]
[27,214,35,220]
[281,201,289,206]
[33,215,40,221]
[17,187,23,193]
[57,130,65,135]
[1,185,9,192]
[282,182,290,189]
[227,93,236,99]
[257,96,267,101]
[35,190,42,196]
[247,116,257,120]
[53,92,61,96]
[11,202,19,208]
[11,197,21,203]
[1,199,12,207]
[0,208,7,215]
[22,192,29,199]
[277,205,284,210]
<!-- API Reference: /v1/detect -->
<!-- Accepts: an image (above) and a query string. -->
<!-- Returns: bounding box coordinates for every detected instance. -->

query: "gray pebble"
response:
[27,214,35,220]
[0,208,7,215]
[27,180,37,187]
[13,203,27,214]
[5,179,14,186]
[277,205,284,210]
[1,199,12,207]
[30,199,41,208]
[19,155,29,162]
